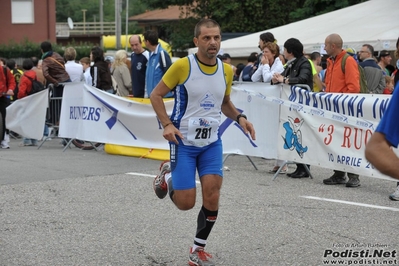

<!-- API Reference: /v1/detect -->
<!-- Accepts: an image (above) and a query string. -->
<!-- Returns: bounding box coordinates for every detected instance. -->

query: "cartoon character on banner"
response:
[282,116,308,158]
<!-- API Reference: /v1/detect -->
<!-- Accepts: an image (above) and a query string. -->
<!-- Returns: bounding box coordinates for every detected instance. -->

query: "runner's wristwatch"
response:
[236,114,247,123]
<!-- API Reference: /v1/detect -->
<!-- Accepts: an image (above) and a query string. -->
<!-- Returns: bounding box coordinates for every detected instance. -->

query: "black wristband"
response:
[236,113,247,123]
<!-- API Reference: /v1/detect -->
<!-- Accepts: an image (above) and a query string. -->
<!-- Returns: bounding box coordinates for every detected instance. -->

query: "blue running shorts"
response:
[169,138,223,190]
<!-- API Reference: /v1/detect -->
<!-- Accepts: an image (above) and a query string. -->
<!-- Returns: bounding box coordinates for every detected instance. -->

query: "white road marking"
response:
[301,196,399,212]
[126,172,156,178]
[126,172,201,185]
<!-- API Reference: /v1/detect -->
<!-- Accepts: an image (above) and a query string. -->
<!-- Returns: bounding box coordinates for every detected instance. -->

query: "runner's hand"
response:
[163,124,183,144]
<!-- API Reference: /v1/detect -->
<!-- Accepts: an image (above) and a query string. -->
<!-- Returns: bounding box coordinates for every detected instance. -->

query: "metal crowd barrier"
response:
[37,84,67,150]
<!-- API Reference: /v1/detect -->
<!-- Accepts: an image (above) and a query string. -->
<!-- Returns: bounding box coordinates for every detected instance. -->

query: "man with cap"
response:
[378,50,392,75]
[345,47,359,63]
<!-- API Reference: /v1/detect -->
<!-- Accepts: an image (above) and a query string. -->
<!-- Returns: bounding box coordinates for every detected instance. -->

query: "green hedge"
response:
[0,38,97,60]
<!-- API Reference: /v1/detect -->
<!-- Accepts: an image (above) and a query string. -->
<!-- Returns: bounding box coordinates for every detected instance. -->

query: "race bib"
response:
[187,117,219,147]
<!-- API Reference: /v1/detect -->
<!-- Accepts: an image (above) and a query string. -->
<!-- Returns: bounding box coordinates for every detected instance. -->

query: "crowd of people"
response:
[0,29,174,148]
[0,17,399,265]
[227,34,399,192]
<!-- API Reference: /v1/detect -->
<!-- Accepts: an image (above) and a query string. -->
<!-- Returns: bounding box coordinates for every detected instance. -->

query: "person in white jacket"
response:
[251,42,284,83]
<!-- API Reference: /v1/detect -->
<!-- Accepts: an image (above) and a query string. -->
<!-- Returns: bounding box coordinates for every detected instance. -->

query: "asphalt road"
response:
[1,137,398,266]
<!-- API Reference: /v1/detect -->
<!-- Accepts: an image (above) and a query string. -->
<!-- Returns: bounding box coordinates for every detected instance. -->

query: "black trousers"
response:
[0,97,8,141]
[295,163,310,171]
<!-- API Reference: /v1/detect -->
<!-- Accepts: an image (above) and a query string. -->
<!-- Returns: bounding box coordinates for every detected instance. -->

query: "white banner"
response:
[59,83,173,149]
[278,86,395,181]
[6,89,48,140]
[59,83,278,157]
[222,82,280,158]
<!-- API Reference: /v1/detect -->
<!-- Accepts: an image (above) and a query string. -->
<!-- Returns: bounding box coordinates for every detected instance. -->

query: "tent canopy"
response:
[188,0,398,57]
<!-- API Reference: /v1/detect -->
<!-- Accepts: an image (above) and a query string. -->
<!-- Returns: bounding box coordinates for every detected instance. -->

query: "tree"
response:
[144,0,366,50]
[289,0,368,21]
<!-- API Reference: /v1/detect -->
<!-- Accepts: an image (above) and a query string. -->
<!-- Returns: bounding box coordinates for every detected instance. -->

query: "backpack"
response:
[341,53,368,93]
[11,68,22,84]
[26,75,45,95]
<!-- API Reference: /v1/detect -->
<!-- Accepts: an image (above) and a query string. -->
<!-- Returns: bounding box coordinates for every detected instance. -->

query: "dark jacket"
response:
[360,58,385,94]
[282,56,313,90]
[90,60,112,91]
[42,52,70,85]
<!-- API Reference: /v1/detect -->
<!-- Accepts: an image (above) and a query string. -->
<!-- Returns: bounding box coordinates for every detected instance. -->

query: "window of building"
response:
[11,0,34,24]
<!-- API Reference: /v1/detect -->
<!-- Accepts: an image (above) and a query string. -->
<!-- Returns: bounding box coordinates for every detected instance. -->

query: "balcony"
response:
[56,22,116,37]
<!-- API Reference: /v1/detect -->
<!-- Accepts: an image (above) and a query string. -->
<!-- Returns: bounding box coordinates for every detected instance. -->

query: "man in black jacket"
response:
[272,38,313,178]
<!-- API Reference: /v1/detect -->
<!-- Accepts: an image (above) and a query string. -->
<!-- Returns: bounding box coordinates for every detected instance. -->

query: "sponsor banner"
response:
[278,86,395,181]
[59,83,173,149]
[222,82,280,158]
[58,83,279,158]
[6,89,48,140]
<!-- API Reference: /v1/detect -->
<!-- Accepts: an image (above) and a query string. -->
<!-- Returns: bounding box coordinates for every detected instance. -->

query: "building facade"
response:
[0,0,56,45]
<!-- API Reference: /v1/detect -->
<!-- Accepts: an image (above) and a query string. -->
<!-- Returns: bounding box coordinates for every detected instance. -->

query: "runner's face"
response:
[194,26,221,59]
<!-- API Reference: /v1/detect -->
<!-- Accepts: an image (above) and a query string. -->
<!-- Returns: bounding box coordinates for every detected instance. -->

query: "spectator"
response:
[129,34,149,97]
[378,50,392,75]
[17,58,39,146]
[257,32,285,66]
[251,41,284,83]
[64,47,84,82]
[90,46,113,93]
[323,33,360,187]
[272,38,313,178]
[0,57,16,149]
[234,63,245,81]
[393,38,399,86]
[310,52,324,92]
[383,75,394,94]
[40,41,71,97]
[143,30,173,98]
[111,50,132,97]
[221,53,237,74]
[345,47,359,63]
[6,59,23,86]
[31,57,45,85]
[105,56,114,72]
[239,53,258,81]
[79,57,92,86]
[358,44,385,94]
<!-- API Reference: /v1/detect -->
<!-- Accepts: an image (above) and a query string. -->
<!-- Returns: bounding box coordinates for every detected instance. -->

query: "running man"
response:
[150,19,256,266]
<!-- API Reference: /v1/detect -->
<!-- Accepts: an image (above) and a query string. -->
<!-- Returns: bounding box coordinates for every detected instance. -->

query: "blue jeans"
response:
[23,138,38,146]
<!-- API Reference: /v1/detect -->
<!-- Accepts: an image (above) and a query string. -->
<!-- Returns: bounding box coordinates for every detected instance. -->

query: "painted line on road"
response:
[126,172,156,178]
[125,172,201,185]
[301,196,399,212]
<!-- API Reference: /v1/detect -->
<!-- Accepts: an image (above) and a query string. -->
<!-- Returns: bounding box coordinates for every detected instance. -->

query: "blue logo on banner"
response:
[282,116,308,158]
[219,108,257,148]
[88,91,137,140]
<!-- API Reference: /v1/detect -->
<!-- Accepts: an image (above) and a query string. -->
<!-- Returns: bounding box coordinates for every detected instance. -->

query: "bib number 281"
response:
[195,127,212,139]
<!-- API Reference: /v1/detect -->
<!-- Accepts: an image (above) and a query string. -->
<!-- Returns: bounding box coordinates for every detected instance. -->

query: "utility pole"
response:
[100,0,103,34]
[115,0,122,49]
[125,0,129,51]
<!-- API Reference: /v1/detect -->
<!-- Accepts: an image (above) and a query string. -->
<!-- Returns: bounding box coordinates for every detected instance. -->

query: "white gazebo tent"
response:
[188,0,398,57]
